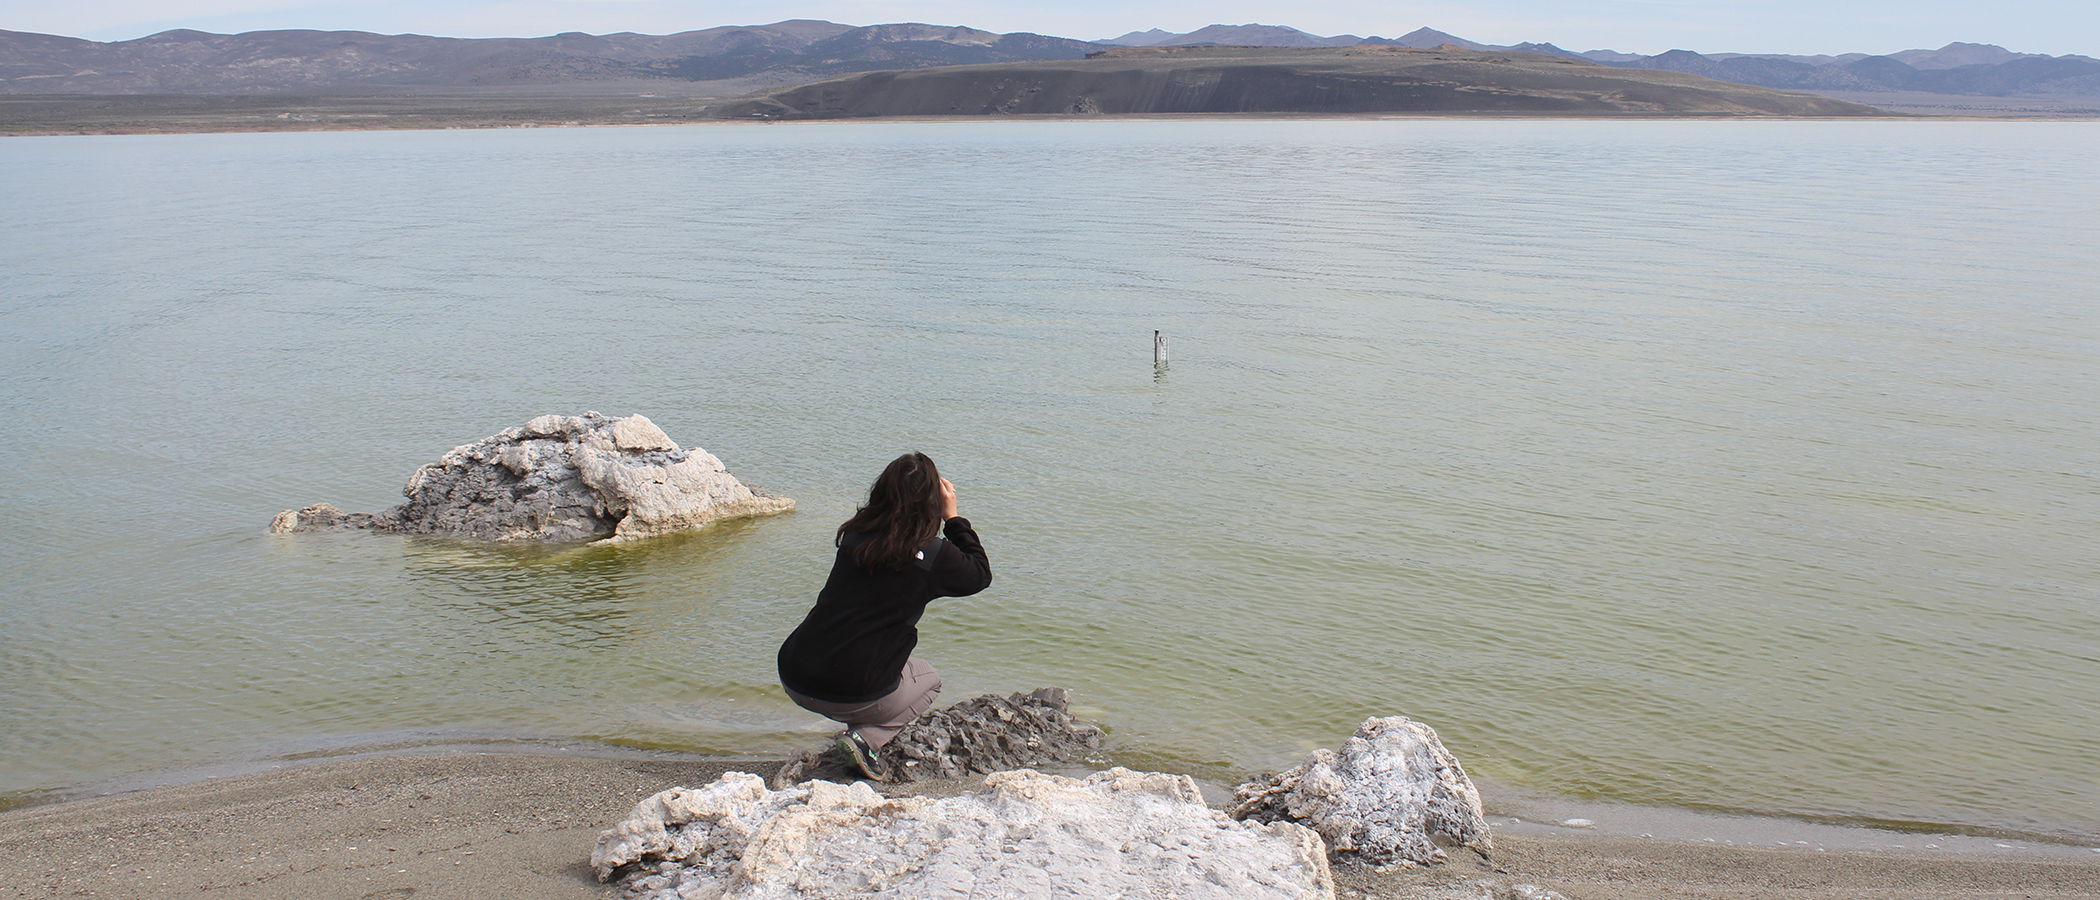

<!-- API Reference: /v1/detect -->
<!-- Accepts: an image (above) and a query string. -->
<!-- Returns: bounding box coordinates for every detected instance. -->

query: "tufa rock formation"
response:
[772,688,1105,785]
[1230,716,1492,866]
[270,412,792,542]
[592,768,1335,900]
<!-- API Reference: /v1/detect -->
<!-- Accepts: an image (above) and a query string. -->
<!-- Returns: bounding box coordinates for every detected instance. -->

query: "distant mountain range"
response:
[1609,46,2099,96]
[2,20,2093,99]
[0,21,1096,93]
[1104,25,2098,97]
[1103,24,1558,56]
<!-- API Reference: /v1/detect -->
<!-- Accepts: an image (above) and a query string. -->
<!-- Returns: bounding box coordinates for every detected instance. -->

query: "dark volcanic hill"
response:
[707,46,1891,119]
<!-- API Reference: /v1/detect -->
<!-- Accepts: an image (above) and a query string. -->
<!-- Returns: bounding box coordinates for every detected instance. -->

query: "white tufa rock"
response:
[594,768,1335,900]
[608,414,679,452]
[270,412,792,542]
[1230,716,1492,866]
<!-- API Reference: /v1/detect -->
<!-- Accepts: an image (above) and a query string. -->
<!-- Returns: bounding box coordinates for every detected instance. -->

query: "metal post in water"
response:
[1153,330,1166,369]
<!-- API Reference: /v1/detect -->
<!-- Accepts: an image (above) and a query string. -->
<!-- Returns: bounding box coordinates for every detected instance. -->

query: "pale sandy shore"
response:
[4,751,2098,900]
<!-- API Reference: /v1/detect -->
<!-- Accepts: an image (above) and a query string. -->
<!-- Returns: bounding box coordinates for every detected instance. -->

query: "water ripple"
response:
[3,121,2098,839]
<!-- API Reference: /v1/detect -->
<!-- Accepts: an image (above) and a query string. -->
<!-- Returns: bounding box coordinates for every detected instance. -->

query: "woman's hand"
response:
[939,477,958,520]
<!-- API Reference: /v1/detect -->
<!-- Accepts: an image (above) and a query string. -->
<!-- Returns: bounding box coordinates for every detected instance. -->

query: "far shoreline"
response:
[13,112,2100,138]
[5,91,2098,136]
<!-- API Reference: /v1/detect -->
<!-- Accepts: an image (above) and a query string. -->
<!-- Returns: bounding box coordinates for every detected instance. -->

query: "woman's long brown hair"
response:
[837,452,946,570]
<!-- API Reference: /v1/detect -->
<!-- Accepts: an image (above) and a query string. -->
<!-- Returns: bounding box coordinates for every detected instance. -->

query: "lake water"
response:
[3,119,2097,844]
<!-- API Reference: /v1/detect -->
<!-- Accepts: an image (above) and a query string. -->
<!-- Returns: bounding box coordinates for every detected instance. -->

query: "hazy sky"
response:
[4,0,2093,58]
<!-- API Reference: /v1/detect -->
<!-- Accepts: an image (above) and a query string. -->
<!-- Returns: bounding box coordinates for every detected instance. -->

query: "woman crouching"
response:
[776,452,993,780]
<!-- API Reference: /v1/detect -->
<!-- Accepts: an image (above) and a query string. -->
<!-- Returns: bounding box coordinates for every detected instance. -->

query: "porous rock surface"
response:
[592,768,1335,900]
[1231,716,1493,866]
[269,412,792,542]
[774,687,1106,785]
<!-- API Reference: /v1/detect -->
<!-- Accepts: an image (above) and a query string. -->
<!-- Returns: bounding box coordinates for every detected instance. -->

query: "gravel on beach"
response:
[4,751,2097,900]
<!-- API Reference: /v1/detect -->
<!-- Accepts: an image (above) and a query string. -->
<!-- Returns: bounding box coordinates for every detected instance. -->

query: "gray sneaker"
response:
[835,730,887,782]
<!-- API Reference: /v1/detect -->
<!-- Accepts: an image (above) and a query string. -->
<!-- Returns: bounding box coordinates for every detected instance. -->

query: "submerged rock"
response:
[269,412,792,542]
[1230,716,1492,866]
[773,687,1106,785]
[592,768,1335,900]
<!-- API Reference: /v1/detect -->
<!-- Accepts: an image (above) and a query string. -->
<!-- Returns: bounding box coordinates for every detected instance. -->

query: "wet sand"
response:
[3,751,2096,899]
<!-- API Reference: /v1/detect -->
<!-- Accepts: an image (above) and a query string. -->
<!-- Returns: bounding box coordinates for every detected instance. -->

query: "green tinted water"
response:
[3,120,2096,840]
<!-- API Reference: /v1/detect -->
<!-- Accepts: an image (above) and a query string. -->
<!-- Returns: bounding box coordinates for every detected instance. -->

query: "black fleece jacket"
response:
[776,516,993,704]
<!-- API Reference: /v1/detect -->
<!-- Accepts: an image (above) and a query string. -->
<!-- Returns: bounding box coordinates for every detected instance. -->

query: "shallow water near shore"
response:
[3,119,2097,843]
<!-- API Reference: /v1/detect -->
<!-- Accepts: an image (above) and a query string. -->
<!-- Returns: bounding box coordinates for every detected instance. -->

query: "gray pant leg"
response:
[784,657,943,750]
[852,657,942,748]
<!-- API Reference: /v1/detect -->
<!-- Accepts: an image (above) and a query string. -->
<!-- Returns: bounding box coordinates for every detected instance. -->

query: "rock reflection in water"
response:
[397,517,778,653]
